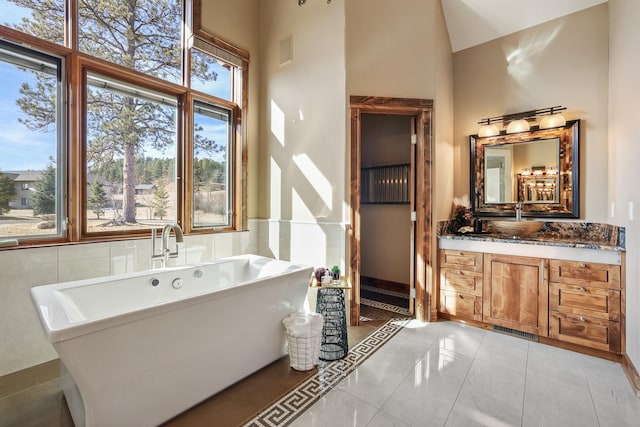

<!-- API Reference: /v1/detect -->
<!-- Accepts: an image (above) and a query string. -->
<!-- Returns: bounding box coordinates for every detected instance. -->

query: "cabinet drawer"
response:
[550,283,620,321]
[549,260,620,289]
[440,250,483,272]
[550,311,621,353]
[440,290,482,321]
[440,268,482,296]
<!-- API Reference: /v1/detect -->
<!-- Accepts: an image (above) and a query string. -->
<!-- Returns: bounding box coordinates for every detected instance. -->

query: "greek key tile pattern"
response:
[242,318,409,427]
[360,297,411,316]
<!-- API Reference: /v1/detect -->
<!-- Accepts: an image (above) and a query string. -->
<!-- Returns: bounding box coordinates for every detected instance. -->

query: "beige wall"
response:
[200,0,261,219]
[453,4,609,222]
[256,0,346,269]
[609,0,640,370]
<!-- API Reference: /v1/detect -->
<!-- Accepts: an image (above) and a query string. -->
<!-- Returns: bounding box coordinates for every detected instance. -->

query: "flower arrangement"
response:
[451,195,473,232]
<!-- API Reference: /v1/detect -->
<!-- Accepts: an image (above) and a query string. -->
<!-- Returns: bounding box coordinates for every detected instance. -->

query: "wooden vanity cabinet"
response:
[549,260,622,352]
[437,245,623,356]
[439,250,483,321]
[483,254,549,337]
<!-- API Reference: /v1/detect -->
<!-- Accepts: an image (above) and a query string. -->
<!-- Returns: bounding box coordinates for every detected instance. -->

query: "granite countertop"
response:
[437,220,625,252]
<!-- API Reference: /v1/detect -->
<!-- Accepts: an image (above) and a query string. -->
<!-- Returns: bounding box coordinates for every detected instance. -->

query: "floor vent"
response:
[492,325,539,342]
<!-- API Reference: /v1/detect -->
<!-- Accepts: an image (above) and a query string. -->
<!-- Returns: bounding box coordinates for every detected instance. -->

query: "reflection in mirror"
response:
[471,120,579,218]
[484,138,559,204]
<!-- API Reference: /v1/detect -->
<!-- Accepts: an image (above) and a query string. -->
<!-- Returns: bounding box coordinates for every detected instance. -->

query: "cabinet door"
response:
[483,254,549,336]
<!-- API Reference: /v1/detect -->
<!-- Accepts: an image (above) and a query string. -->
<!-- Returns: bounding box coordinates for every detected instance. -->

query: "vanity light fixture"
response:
[477,105,567,136]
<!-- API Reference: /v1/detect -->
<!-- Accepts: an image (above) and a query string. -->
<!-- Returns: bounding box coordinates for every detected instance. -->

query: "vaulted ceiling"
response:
[441,0,608,52]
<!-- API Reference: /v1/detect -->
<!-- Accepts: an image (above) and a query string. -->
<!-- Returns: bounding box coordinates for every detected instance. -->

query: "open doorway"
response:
[359,114,413,320]
[349,96,433,326]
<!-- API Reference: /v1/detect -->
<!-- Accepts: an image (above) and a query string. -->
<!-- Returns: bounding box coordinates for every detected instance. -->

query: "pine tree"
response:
[88,180,108,219]
[151,181,170,220]
[0,174,17,215]
[33,162,56,216]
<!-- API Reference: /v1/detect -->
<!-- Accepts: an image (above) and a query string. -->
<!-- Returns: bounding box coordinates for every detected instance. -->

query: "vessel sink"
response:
[490,220,544,237]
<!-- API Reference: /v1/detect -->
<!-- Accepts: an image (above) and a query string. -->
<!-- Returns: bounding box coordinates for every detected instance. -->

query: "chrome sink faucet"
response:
[151,224,184,268]
[515,202,522,221]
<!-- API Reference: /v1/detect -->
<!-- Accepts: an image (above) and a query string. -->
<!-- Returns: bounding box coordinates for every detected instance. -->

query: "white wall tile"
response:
[58,243,110,282]
[110,239,153,274]
[0,247,59,377]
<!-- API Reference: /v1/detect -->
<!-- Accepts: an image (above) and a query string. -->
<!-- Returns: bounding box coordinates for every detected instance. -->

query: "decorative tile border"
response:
[360,298,411,316]
[242,318,409,427]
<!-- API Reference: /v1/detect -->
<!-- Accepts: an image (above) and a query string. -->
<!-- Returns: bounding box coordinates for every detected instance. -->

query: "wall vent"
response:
[279,35,293,66]
[492,325,539,342]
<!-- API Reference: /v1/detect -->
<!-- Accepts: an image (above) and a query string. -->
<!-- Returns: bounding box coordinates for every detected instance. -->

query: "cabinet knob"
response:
[578,287,586,292]
[579,263,586,268]
[458,251,463,256]
[579,316,586,322]
[458,294,464,299]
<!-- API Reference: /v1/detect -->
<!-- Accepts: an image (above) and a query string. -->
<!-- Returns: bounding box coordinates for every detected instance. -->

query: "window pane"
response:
[191,49,232,101]
[192,101,231,228]
[0,41,64,239]
[78,0,183,84]
[0,0,65,45]
[86,72,177,233]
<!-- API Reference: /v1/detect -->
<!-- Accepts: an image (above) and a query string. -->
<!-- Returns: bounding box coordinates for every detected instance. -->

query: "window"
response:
[0,0,65,45]
[78,0,183,84]
[192,101,232,228]
[191,47,233,101]
[0,1,248,246]
[0,40,65,241]
[84,72,178,234]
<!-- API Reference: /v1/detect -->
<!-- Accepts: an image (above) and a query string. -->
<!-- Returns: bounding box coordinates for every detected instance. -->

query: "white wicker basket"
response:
[286,332,322,371]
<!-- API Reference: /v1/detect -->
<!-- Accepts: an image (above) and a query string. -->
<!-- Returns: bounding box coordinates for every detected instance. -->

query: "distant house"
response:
[135,184,157,195]
[1,171,42,209]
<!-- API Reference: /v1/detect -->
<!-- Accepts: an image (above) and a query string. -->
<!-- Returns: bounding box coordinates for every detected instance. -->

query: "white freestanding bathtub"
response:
[30,254,313,427]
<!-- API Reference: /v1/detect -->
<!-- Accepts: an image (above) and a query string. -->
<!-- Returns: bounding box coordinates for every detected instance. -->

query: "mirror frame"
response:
[470,119,580,218]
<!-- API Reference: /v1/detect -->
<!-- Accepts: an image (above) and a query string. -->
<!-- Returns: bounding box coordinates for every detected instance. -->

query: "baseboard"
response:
[0,359,59,399]
[621,353,640,397]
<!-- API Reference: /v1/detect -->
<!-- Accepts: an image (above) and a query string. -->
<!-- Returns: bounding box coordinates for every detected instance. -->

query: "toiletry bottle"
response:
[473,217,483,233]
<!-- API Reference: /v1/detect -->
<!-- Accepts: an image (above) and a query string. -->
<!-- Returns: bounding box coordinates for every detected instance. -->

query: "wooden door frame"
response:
[349,96,433,324]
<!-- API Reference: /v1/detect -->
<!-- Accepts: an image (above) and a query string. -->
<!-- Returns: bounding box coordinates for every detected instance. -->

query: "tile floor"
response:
[289,320,640,427]
[3,319,640,427]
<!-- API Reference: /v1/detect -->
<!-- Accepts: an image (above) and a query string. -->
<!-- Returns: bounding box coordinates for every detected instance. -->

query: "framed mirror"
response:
[470,119,580,218]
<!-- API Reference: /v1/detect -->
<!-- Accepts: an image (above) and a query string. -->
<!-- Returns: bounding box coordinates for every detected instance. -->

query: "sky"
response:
[0,0,230,171]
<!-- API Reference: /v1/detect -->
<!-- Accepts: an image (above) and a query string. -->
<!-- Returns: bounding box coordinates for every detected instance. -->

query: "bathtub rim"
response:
[31,254,313,343]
